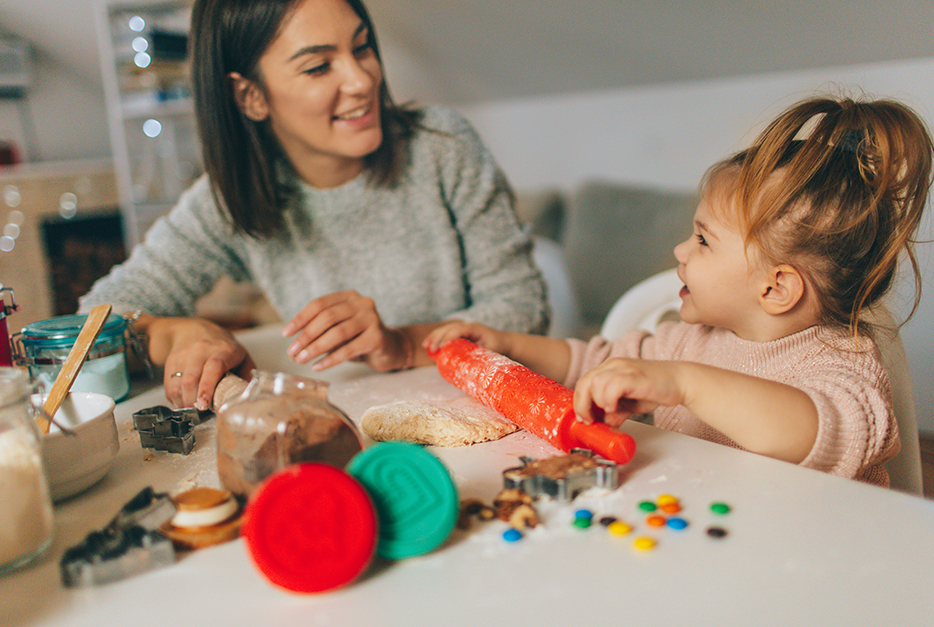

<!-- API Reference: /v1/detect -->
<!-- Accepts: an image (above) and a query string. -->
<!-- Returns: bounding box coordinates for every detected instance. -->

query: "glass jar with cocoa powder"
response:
[216,371,364,502]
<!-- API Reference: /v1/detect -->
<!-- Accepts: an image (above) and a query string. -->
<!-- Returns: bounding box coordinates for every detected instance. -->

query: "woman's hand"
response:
[573,358,683,427]
[422,321,510,355]
[282,290,412,372]
[142,315,256,411]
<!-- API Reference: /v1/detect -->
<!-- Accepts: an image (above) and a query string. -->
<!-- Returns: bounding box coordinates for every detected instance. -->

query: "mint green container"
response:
[13,313,130,402]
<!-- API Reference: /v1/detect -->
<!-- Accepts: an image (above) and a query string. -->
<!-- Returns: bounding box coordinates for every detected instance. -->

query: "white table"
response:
[3,324,933,626]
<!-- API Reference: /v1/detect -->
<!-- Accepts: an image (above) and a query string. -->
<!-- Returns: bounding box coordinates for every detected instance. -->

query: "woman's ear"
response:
[228,72,269,121]
[759,264,806,315]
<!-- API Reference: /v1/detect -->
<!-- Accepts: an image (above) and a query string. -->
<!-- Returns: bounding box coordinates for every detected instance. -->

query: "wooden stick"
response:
[38,304,112,434]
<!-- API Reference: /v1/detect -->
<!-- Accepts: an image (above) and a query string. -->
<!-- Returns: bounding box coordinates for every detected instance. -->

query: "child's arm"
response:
[423,322,573,383]
[573,358,819,464]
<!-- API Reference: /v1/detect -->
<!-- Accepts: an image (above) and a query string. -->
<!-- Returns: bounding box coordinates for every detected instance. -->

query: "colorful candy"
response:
[607,521,632,536]
[710,502,731,515]
[502,528,523,542]
[632,536,656,551]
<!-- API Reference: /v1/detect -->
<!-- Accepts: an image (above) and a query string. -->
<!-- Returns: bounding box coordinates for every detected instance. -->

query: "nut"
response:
[508,503,539,529]
[457,498,497,529]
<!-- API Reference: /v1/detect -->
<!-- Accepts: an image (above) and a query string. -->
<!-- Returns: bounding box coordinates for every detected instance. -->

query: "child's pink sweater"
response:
[563,323,899,486]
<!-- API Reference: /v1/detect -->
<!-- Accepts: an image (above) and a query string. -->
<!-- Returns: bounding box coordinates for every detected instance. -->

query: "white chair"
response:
[600,267,683,337]
[599,268,923,495]
[532,235,584,338]
[865,307,923,495]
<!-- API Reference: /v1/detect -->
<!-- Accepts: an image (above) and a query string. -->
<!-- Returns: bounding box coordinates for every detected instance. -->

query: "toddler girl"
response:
[425,95,933,486]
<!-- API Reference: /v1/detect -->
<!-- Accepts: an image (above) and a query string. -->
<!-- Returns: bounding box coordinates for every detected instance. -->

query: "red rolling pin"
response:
[428,339,636,465]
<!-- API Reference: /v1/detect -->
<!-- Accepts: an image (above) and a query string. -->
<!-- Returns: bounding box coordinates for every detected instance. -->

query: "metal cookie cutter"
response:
[502,448,619,501]
[133,405,201,455]
[60,486,177,587]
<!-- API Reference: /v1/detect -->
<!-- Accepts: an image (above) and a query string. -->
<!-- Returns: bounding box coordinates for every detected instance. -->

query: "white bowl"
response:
[32,392,119,502]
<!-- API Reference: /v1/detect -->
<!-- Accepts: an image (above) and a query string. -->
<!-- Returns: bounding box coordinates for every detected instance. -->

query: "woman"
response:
[80,0,548,411]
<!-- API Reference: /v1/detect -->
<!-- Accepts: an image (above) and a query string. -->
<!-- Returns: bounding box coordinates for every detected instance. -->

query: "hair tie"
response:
[837,129,865,154]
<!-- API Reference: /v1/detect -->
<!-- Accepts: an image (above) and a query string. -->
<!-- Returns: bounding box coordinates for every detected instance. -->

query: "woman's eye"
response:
[304,63,329,76]
[353,42,373,58]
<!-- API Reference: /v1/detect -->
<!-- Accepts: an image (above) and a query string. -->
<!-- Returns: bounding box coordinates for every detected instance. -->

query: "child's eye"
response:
[695,233,708,247]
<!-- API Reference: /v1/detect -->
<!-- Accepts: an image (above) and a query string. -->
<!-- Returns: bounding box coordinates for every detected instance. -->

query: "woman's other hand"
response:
[282,290,412,372]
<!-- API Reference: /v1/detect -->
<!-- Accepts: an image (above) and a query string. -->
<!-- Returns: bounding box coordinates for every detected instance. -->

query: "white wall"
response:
[455,57,934,435]
[0,50,110,163]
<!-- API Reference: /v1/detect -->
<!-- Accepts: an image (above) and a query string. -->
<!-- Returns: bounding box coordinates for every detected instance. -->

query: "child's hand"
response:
[573,358,684,427]
[422,321,510,355]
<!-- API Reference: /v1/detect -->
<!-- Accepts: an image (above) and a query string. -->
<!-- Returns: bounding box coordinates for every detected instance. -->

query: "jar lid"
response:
[241,463,378,593]
[19,314,126,347]
[346,441,459,561]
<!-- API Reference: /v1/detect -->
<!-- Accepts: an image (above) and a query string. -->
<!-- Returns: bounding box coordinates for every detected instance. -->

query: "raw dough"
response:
[361,397,518,447]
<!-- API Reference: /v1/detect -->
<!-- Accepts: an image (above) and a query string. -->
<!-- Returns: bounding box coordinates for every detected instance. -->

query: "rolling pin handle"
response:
[567,419,636,465]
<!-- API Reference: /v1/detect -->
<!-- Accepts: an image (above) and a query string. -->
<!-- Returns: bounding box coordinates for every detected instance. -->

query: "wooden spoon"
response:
[37,304,113,434]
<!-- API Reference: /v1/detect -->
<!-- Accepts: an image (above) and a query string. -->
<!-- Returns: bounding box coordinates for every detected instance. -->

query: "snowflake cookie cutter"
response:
[502,448,619,501]
[133,405,199,455]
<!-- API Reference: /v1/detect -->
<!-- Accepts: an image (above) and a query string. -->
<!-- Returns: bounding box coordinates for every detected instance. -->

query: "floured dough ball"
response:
[361,397,518,447]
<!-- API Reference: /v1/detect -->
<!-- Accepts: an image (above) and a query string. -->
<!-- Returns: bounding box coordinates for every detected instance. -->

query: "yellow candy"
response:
[633,536,657,551]
[607,521,632,536]
[656,494,679,506]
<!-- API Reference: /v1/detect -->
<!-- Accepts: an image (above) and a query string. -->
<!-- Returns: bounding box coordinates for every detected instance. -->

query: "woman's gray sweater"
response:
[80,105,549,333]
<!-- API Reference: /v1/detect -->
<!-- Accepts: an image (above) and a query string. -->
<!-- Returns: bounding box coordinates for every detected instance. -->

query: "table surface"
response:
[3,324,933,627]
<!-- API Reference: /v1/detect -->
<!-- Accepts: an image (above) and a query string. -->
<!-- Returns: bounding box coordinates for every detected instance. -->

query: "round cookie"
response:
[160,487,242,551]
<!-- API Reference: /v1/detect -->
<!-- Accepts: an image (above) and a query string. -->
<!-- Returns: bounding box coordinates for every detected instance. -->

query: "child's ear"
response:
[759,264,805,315]
[228,72,269,122]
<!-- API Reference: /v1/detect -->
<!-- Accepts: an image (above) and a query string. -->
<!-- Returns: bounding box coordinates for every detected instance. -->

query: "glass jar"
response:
[0,367,54,574]
[13,313,130,402]
[216,371,364,502]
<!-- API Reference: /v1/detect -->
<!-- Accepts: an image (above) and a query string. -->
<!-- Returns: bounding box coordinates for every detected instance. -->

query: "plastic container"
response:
[13,313,130,402]
[0,368,54,574]
[216,371,364,502]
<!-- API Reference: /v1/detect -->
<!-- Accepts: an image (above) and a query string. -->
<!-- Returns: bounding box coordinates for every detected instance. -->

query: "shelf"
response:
[120,95,193,119]
[97,0,199,249]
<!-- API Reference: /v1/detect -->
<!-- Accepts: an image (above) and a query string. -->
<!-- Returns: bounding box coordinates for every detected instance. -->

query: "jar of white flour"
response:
[0,367,53,574]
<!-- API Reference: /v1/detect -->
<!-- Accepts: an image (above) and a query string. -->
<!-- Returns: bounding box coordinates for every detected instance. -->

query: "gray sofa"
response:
[516,179,697,337]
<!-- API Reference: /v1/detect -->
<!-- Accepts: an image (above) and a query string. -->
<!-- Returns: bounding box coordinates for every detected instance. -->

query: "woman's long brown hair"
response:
[190,0,421,238]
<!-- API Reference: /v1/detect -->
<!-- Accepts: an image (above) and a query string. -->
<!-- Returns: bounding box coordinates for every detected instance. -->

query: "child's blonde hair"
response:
[702,95,933,334]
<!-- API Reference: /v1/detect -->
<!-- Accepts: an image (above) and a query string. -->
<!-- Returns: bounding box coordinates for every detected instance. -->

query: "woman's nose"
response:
[340,57,376,95]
